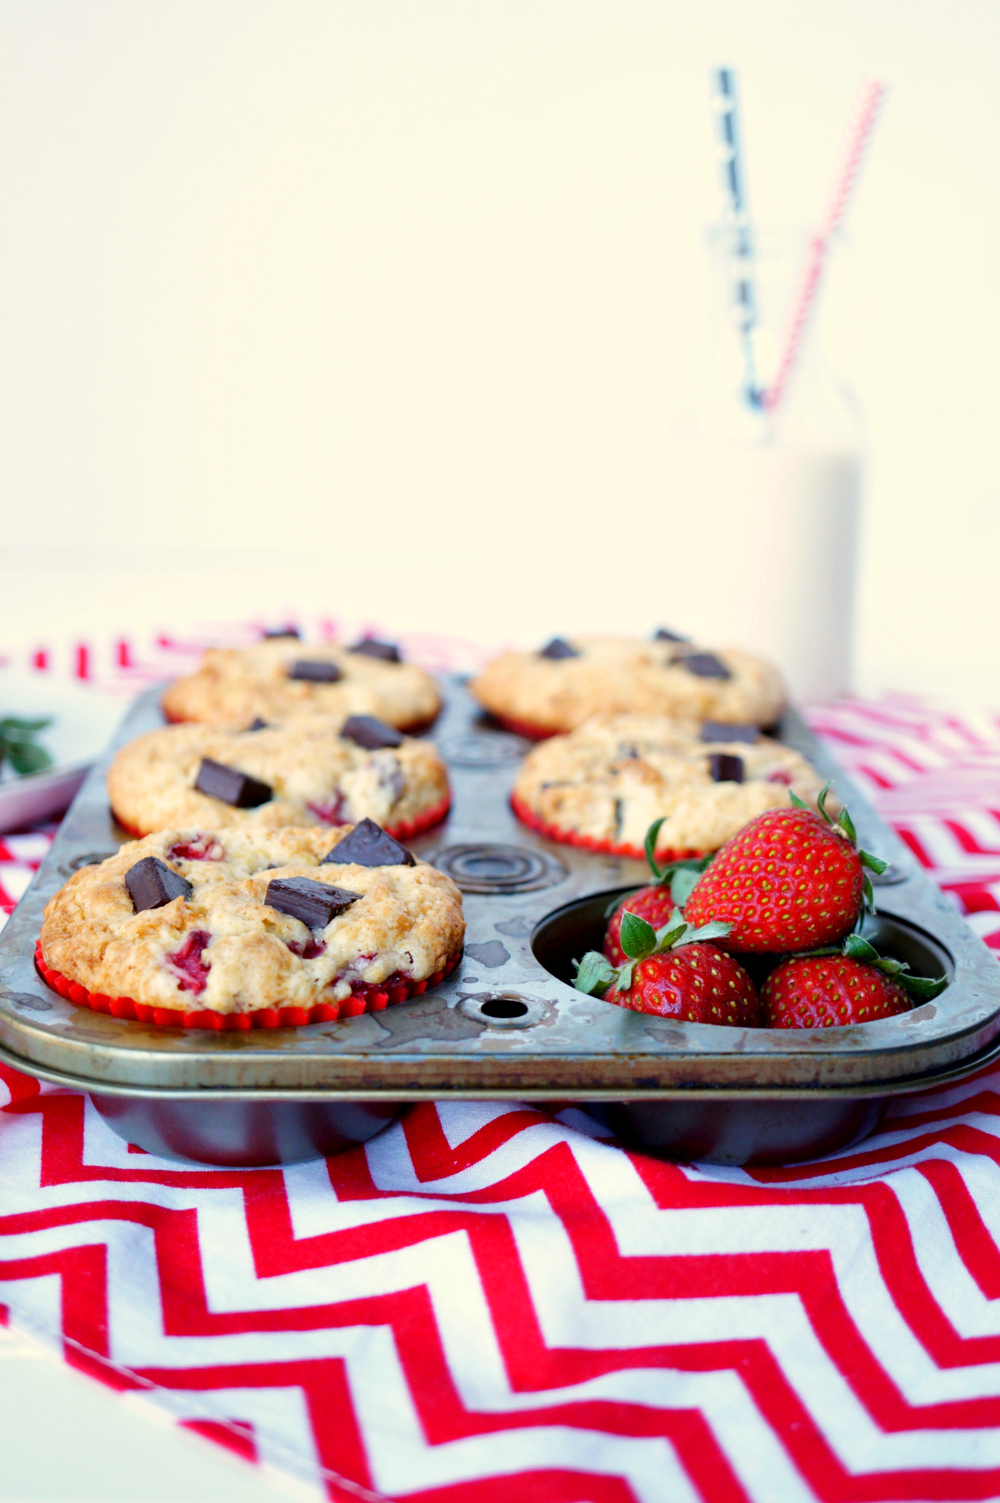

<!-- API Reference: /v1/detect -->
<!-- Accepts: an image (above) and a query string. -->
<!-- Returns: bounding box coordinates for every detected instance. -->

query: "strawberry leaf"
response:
[644,818,668,879]
[816,782,835,821]
[641,818,714,887]
[898,973,948,1001]
[836,805,858,843]
[834,931,947,1000]
[670,867,701,907]
[843,933,880,964]
[682,919,733,945]
[619,910,657,960]
[653,920,690,952]
[615,960,637,993]
[6,741,52,775]
[860,849,889,875]
[0,716,51,735]
[788,788,810,811]
[0,715,53,778]
[572,952,617,996]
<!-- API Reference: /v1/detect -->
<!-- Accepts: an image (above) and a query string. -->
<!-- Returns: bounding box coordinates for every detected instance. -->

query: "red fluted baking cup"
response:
[34,942,461,1031]
[387,794,450,841]
[510,791,705,864]
[111,794,450,845]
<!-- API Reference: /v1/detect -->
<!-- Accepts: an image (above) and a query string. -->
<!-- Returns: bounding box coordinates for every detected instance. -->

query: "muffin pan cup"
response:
[1,678,999,1167]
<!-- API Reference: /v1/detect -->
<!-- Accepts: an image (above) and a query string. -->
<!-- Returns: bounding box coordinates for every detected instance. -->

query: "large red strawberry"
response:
[761,933,946,1028]
[576,907,759,1026]
[604,818,714,966]
[683,788,887,953]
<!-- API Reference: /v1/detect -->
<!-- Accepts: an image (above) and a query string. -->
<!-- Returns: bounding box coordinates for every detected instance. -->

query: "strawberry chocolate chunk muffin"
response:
[512,713,824,858]
[37,823,464,1027]
[108,715,450,841]
[162,639,441,731]
[471,633,785,738]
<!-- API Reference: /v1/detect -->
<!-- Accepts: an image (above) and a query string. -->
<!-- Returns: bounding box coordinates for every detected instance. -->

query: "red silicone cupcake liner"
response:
[510,791,705,864]
[34,942,461,1032]
[385,794,450,841]
[111,794,450,845]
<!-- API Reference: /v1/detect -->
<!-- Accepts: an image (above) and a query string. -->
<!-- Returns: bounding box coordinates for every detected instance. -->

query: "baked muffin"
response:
[37,822,464,1029]
[471,633,785,737]
[162,638,441,731]
[108,715,449,841]
[512,713,825,859]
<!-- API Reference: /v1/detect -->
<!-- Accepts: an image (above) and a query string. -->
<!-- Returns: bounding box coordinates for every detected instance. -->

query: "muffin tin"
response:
[0,678,998,1167]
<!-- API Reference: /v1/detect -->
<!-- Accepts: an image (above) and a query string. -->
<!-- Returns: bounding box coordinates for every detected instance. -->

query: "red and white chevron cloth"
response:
[4,630,1000,1501]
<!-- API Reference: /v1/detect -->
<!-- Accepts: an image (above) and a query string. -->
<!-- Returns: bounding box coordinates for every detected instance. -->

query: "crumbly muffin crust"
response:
[162,641,441,730]
[39,826,464,1016]
[108,716,449,838]
[471,636,785,735]
[513,714,825,856]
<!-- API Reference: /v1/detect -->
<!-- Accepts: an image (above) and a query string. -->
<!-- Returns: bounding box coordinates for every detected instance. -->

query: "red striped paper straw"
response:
[763,80,886,414]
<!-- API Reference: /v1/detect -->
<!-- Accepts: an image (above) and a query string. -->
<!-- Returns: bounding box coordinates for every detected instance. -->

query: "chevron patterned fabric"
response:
[3,629,1000,1500]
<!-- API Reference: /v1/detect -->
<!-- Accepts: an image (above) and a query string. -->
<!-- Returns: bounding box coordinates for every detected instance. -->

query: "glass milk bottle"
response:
[666,228,864,706]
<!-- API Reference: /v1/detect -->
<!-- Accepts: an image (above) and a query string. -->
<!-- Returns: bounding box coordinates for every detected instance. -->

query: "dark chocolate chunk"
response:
[654,627,689,643]
[700,721,758,744]
[680,652,732,680]
[289,659,343,683]
[539,638,580,660]
[349,638,401,663]
[262,627,300,639]
[247,718,271,732]
[125,856,192,913]
[341,714,404,750]
[322,817,416,868]
[265,876,362,928]
[195,758,272,808]
[708,752,745,783]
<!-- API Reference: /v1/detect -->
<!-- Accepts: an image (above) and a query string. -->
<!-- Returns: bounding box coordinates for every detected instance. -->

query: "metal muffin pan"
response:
[0,678,998,1167]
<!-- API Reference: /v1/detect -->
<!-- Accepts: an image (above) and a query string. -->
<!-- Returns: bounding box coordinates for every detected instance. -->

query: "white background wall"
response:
[1,0,998,703]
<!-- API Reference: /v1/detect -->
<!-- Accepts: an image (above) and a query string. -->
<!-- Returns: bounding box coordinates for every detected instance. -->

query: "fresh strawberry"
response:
[604,817,714,966]
[761,933,946,1028]
[683,787,887,953]
[576,906,759,1026]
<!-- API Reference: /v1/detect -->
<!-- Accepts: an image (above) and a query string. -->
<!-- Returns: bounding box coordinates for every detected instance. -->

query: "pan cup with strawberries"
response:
[577,788,948,1028]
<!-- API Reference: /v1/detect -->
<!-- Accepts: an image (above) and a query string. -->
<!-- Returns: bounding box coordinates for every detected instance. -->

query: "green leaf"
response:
[843,932,880,964]
[644,818,668,879]
[0,716,51,736]
[898,973,948,1002]
[572,952,617,996]
[788,788,810,810]
[683,919,733,945]
[816,782,835,822]
[862,874,876,913]
[836,806,858,845]
[653,920,690,953]
[6,741,52,775]
[615,960,637,993]
[860,848,889,875]
[619,910,657,961]
[670,867,701,908]
[838,932,947,999]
